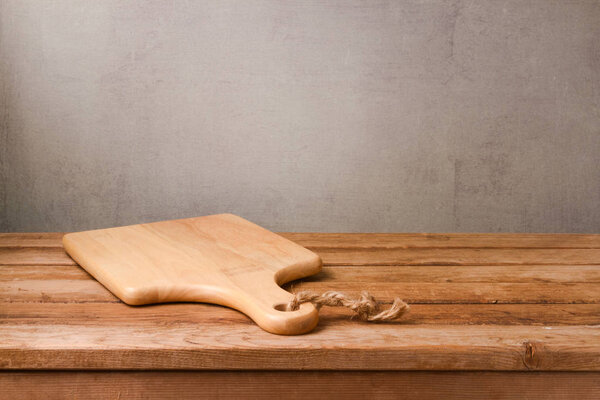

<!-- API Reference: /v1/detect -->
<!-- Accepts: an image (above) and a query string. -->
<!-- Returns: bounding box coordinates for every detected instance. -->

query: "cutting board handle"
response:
[228,278,319,335]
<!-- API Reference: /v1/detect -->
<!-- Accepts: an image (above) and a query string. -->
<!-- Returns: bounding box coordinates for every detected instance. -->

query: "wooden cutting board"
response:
[62,214,322,335]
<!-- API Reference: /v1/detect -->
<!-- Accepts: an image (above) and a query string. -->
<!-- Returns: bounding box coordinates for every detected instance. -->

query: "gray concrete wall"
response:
[1,0,599,233]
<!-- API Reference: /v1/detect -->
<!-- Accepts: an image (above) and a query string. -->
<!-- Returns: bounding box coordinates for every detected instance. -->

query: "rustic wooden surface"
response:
[1,371,599,400]
[1,233,599,374]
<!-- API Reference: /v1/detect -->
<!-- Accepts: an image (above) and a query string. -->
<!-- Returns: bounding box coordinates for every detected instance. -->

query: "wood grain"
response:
[309,264,600,282]
[0,247,600,266]
[0,233,65,247]
[1,324,599,370]
[5,232,600,249]
[2,302,600,326]
[0,247,75,265]
[281,232,600,249]
[4,278,598,304]
[1,279,119,302]
[4,246,600,266]
[2,371,599,400]
[316,248,600,265]
[284,282,600,303]
[1,231,599,372]
[4,264,600,283]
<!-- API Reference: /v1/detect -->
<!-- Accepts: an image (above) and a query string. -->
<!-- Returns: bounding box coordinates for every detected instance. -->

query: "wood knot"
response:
[523,341,543,370]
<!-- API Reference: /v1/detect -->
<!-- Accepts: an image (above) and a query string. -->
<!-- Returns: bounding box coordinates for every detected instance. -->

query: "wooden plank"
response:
[3,264,600,283]
[317,248,600,266]
[4,232,600,249]
[0,233,65,247]
[1,324,599,370]
[281,232,600,249]
[3,277,597,304]
[4,246,600,266]
[1,371,599,400]
[284,282,600,304]
[0,265,92,280]
[0,279,119,302]
[2,302,600,326]
[0,248,75,265]
[307,265,600,283]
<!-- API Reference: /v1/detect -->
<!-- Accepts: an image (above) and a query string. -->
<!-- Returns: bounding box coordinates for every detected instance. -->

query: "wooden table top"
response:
[1,232,599,371]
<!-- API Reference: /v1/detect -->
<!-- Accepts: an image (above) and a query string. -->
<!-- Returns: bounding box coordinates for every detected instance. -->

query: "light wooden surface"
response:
[1,232,600,398]
[62,214,322,335]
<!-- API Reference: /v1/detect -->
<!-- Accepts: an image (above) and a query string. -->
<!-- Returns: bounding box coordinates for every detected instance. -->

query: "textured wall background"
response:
[1,0,599,233]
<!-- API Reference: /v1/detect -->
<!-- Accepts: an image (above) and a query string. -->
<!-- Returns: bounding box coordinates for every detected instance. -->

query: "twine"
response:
[287,290,409,322]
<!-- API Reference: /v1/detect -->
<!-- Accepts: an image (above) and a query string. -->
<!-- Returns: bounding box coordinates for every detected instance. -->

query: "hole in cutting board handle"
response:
[273,303,294,312]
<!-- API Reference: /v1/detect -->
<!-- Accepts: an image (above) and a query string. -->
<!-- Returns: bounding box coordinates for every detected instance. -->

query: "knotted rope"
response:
[287,290,409,322]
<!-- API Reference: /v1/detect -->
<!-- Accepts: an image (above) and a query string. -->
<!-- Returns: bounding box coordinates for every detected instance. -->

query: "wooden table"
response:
[1,233,599,399]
